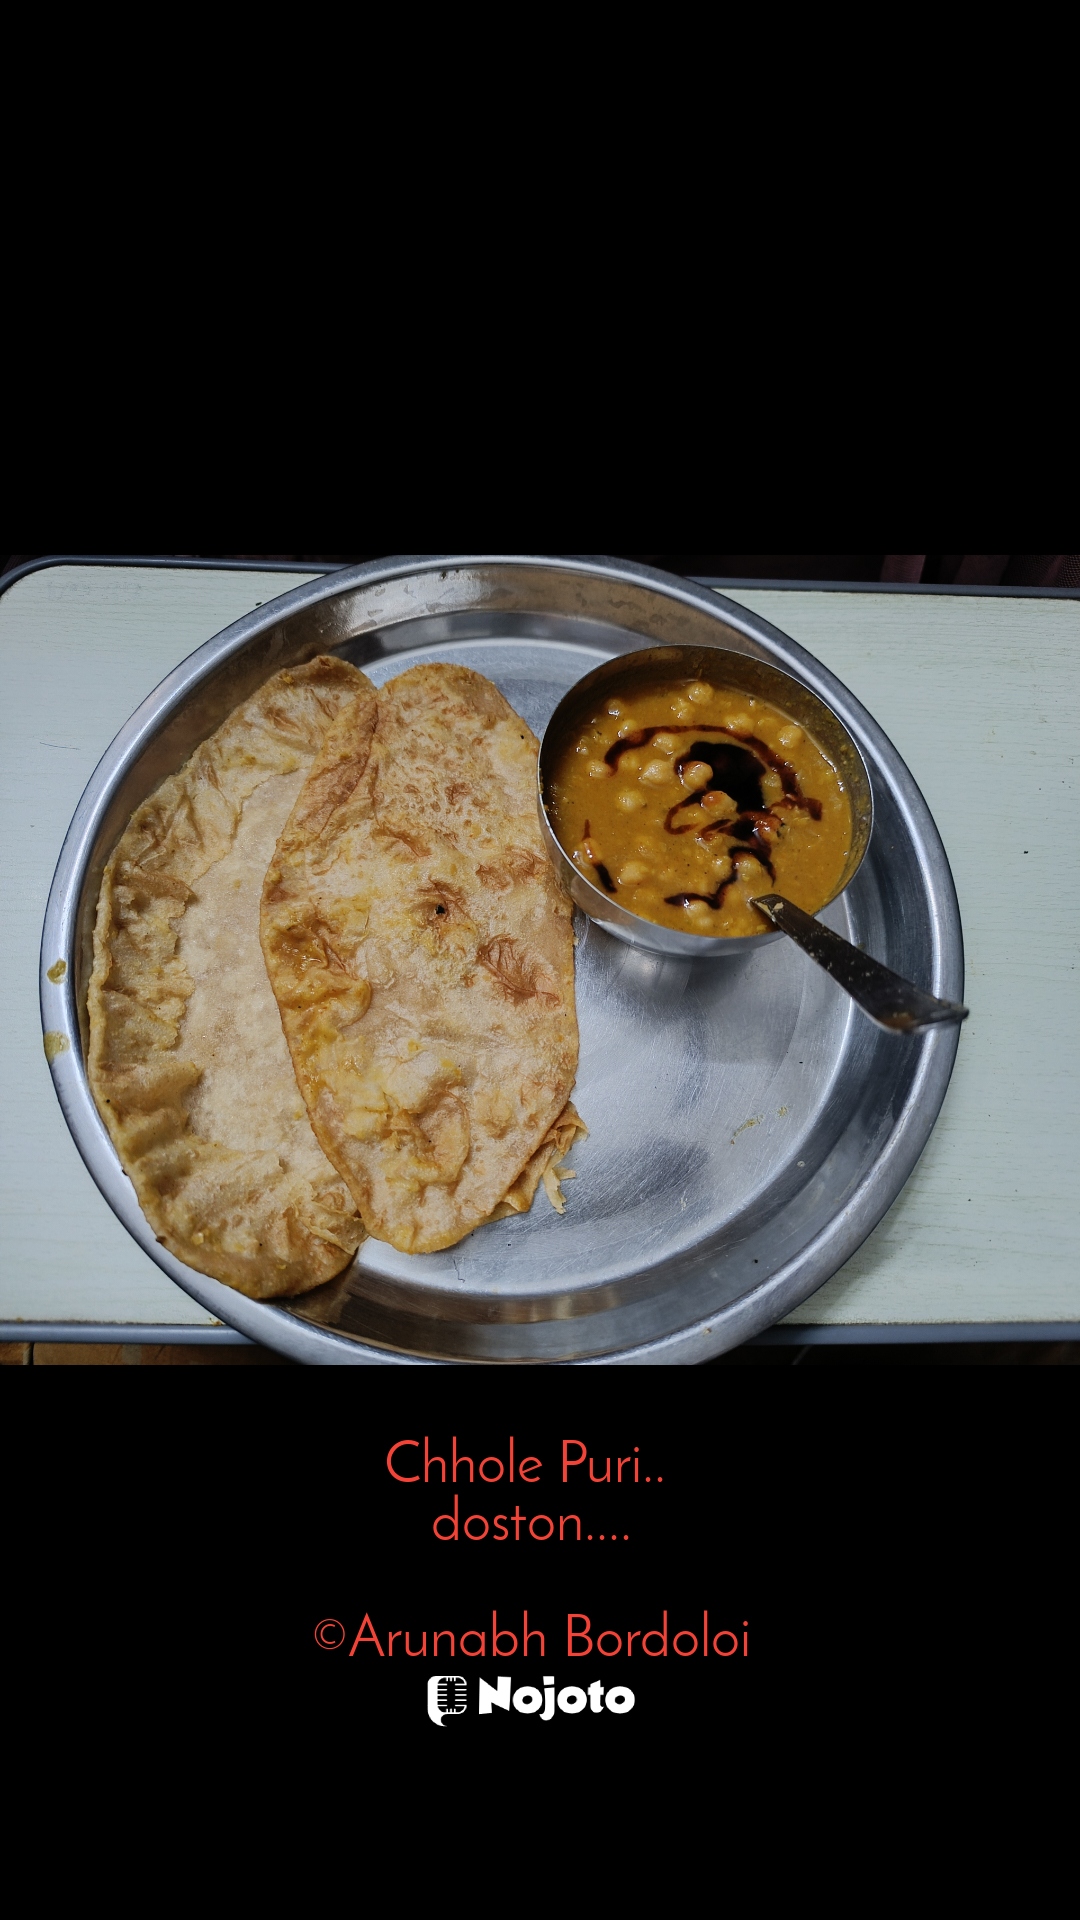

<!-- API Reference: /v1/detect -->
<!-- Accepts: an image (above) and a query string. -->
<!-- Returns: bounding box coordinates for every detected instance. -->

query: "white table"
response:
[2,564,1077,1346]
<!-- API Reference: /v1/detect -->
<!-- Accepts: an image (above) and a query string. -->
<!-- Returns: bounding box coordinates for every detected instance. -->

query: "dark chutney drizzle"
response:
[581,818,618,894]
[604,721,820,817]
[586,722,827,915]
[665,846,775,913]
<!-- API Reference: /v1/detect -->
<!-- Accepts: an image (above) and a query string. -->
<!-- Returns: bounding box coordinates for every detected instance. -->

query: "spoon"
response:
[751,894,968,1033]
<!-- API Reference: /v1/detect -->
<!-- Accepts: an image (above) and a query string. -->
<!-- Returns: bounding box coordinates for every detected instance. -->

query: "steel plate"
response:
[39,557,964,1364]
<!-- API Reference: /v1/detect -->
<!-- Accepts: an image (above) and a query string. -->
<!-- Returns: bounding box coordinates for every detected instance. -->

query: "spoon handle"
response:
[752,894,968,1034]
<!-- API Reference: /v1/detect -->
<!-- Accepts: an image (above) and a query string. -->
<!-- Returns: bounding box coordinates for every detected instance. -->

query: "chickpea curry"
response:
[545,675,852,938]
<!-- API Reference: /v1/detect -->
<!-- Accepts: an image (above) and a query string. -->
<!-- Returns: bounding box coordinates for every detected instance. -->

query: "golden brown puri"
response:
[261,663,584,1255]
[547,674,852,938]
[87,656,371,1298]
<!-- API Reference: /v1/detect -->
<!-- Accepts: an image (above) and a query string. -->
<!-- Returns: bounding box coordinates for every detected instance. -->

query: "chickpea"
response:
[619,860,649,884]
[618,750,641,774]
[641,759,674,785]
[681,760,713,791]
[606,702,624,717]
[700,788,736,814]
[777,723,804,750]
[761,769,784,804]
[616,718,641,739]
[588,760,613,778]
[725,713,754,735]
[687,682,714,705]
[670,698,694,722]
[651,732,678,756]
[686,898,712,917]
[617,790,647,811]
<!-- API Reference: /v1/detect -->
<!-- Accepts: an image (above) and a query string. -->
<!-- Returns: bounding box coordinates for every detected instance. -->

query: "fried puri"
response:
[260,663,584,1255]
[87,656,370,1298]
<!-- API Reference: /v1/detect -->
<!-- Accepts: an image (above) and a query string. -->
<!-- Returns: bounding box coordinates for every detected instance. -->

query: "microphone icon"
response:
[428,1675,468,1726]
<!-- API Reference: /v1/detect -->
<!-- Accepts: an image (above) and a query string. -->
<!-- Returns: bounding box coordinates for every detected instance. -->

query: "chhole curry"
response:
[545,673,852,938]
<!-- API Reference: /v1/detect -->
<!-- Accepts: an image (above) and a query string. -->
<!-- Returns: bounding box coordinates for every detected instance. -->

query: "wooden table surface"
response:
[2,566,1076,1348]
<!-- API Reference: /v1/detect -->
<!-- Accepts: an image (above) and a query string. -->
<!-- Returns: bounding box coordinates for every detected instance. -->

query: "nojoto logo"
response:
[427,1675,468,1725]
[428,1675,635,1723]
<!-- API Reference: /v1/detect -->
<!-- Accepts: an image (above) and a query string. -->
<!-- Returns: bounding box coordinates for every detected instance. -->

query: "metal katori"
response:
[538,645,968,1034]
[537,644,875,959]
[39,556,965,1364]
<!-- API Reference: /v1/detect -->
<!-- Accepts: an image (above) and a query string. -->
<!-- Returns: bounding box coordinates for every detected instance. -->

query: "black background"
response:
[12,1366,1066,1761]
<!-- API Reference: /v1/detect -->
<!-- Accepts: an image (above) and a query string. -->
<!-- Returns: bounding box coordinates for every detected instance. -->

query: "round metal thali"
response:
[40,557,964,1364]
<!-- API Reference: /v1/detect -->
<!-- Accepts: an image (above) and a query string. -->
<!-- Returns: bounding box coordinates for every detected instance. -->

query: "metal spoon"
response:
[751,893,968,1033]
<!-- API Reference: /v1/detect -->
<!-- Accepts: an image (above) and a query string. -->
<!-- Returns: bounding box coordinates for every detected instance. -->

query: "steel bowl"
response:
[40,555,964,1364]
[537,644,874,958]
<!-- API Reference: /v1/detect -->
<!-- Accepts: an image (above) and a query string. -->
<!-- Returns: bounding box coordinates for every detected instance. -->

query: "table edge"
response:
[2,556,1077,602]
[2,1320,1076,1347]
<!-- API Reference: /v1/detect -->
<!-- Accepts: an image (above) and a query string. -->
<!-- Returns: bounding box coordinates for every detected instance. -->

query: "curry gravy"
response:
[546,675,852,937]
